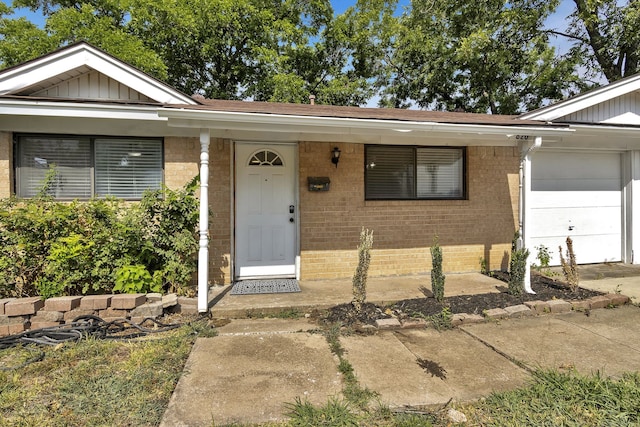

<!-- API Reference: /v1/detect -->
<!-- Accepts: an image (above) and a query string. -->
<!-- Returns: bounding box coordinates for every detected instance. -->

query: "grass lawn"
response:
[2,320,639,426]
[0,319,214,427]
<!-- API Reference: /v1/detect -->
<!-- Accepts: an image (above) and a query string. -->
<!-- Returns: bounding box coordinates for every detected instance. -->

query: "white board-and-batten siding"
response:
[558,91,640,125]
[30,70,154,102]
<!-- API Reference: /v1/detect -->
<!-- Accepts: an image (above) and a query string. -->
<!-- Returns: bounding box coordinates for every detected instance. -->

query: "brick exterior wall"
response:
[164,137,232,285]
[0,132,12,198]
[299,143,520,280]
[1,132,519,286]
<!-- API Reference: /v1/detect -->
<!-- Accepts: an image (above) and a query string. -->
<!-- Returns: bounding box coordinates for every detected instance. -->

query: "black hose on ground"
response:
[0,315,181,370]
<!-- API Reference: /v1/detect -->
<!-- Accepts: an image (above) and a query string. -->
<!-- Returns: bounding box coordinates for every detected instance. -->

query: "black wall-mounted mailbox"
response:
[308,177,330,192]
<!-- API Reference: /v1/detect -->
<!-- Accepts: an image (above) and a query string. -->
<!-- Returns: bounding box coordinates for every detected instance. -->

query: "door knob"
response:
[289,217,294,223]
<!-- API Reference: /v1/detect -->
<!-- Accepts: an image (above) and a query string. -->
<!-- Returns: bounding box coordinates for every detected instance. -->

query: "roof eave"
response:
[158,107,573,137]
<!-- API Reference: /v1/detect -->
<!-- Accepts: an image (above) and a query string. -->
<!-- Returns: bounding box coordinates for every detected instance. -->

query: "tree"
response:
[560,0,640,82]
[1,0,379,105]
[380,0,584,114]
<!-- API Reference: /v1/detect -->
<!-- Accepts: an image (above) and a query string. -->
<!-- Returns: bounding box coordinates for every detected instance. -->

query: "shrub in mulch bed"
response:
[320,272,603,327]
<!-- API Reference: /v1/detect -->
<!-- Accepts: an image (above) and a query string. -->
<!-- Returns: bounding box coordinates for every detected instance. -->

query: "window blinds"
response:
[17,136,92,199]
[94,139,163,198]
[365,145,465,200]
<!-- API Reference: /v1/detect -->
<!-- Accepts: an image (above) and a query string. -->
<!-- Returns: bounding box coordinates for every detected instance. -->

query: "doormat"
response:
[231,279,301,295]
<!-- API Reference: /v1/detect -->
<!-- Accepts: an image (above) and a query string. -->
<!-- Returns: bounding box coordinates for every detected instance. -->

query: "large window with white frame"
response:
[365,145,466,200]
[15,135,163,200]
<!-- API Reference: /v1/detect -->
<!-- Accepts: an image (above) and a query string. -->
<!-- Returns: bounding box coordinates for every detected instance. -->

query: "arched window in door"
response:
[247,149,284,166]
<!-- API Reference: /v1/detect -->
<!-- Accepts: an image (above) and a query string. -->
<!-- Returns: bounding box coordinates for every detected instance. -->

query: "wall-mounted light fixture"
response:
[331,146,341,168]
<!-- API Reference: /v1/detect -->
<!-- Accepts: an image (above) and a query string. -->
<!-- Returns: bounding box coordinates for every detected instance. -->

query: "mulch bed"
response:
[319,272,603,327]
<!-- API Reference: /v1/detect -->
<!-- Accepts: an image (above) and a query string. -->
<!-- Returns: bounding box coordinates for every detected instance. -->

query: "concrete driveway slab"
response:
[340,332,450,407]
[215,318,319,336]
[461,306,640,376]
[339,329,528,408]
[581,277,640,302]
[394,329,530,401]
[557,305,640,352]
[160,333,341,427]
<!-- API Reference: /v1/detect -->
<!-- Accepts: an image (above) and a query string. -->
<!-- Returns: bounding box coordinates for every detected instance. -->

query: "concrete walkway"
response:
[207,273,504,318]
[161,305,640,426]
[552,263,640,303]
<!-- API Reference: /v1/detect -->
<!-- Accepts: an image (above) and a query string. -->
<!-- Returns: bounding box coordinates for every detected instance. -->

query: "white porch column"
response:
[197,129,210,313]
[520,136,542,294]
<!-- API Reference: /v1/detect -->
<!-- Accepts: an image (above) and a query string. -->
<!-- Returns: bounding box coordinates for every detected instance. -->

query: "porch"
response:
[206,264,640,318]
[207,272,506,318]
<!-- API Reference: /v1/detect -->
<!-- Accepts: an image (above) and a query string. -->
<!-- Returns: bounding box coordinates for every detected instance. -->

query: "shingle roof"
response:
[164,99,557,127]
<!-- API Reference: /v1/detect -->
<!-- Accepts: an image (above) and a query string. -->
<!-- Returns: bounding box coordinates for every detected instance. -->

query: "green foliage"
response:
[479,257,489,275]
[533,244,558,277]
[430,236,445,303]
[380,0,585,113]
[137,176,200,295]
[0,323,197,426]
[37,233,95,299]
[429,306,453,331]
[352,227,374,314]
[465,370,640,425]
[2,0,637,108]
[509,232,530,296]
[534,244,552,270]
[1,0,376,106]
[569,0,640,82]
[114,264,162,294]
[322,322,378,412]
[0,178,200,298]
[286,396,359,427]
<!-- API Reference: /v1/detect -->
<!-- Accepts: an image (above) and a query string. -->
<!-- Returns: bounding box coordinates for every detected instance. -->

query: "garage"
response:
[529,150,622,265]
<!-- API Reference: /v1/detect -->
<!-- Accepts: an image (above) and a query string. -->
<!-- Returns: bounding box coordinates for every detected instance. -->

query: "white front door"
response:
[235,143,297,279]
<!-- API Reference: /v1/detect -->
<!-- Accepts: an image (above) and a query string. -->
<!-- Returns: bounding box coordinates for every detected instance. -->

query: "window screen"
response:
[365,145,465,200]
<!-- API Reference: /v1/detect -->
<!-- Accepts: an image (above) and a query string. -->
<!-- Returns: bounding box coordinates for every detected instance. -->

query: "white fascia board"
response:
[0,44,196,105]
[520,75,640,121]
[567,123,640,137]
[158,108,572,138]
[0,99,165,121]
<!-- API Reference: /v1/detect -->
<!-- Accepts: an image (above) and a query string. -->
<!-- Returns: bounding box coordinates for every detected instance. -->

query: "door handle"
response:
[289,205,295,214]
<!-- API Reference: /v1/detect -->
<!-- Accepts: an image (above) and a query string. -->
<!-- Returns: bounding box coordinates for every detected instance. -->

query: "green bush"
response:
[0,177,200,298]
[114,264,162,294]
[509,232,530,296]
[430,236,445,302]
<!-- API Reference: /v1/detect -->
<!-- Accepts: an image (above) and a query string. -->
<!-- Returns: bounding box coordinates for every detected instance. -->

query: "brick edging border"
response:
[0,293,198,337]
[372,293,632,330]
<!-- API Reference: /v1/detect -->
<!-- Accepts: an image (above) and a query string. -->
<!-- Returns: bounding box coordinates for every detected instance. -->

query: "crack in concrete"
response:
[458,326,534,374]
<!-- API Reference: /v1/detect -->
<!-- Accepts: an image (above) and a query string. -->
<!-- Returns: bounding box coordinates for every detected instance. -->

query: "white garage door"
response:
[530,151,622,265]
